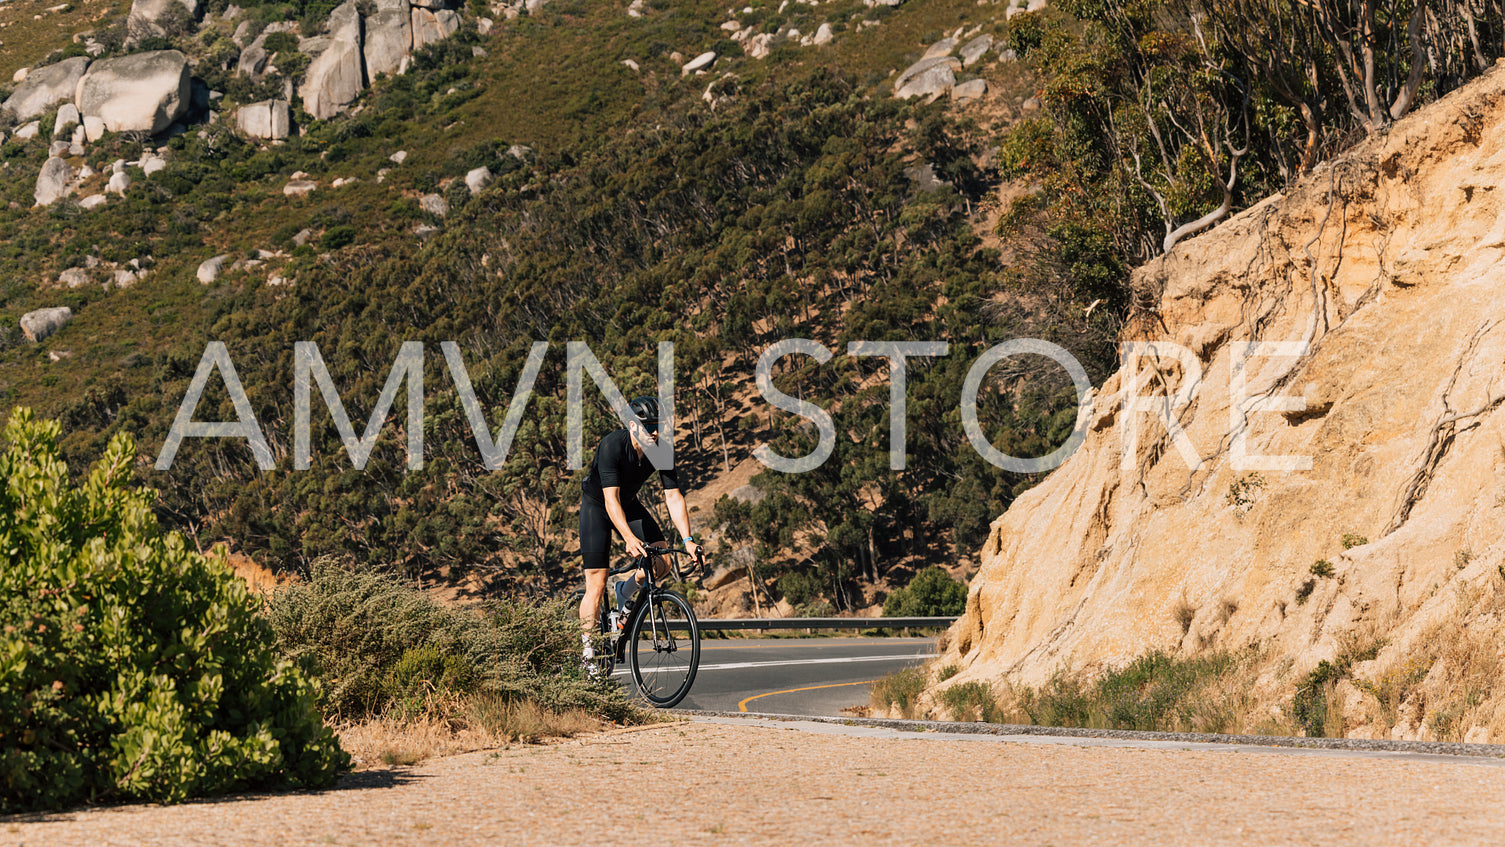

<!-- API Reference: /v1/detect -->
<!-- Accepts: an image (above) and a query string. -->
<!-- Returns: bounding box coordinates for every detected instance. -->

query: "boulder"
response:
[83,116,107,142]
[389,150,408,164]
[894,56,959,99]
[960,34,993,66]
[113,269,139,288]
[237,33,269,78]
[813,23,833,46]
[411,7,460,49]
[364,0,411,78]
[465,166,493,194]
[11,67,26,84]
[507,144,533,161]
[420,193,448,217]
[196,254,230,283]
[895,66,955,99]
[237,99,290,139]
[20,307,73,343]
[922,37,958,60]
[79,194,108,210]
[682,51,716,76]
[298,35,333,59]
[743,32,785,60]
[49,140,70,157]
[76,50,191,135]
[33,157,73,207]
[951,78,988,103]
[2,57,89,121]
[127,0,199,39]
[58,268,92,288]
[71,125,86,146]
[16,122,40,140]
[703,560,750,591]
[728,483,765,504]
[141,152,168,175]
[107,171,131,195]
[52,104,81,138]
[299,1,365,120]
[284,179,317,197]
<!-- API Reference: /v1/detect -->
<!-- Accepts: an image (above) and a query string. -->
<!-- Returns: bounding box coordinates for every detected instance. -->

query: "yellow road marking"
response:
[738,680,876,713]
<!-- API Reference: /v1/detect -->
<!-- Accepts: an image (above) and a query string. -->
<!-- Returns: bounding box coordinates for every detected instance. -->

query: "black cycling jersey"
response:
[579,428,679,569]
[581,428,679,505]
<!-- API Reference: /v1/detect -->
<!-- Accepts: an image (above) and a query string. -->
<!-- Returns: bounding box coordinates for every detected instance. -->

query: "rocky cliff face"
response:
[937,62,1505,741]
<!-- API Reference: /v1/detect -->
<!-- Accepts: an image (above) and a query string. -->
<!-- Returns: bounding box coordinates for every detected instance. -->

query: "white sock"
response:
[581,632,594,659]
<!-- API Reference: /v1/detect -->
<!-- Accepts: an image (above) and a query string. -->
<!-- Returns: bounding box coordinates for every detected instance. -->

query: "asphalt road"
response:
[612,636,935,714]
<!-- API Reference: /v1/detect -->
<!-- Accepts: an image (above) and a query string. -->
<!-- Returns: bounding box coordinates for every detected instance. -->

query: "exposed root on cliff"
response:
[1385,320,1505,535]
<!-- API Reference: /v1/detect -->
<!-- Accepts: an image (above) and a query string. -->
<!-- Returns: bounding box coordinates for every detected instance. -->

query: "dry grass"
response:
[0,0,127,82]
[338,695,610,769]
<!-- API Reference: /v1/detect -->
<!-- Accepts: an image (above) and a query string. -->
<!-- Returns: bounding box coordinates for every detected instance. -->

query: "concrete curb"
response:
[675,709,1505,759]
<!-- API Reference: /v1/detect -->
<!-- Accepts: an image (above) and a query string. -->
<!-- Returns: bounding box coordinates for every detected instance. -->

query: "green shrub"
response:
[939,681,1006,723]
[265,558,637,723]
[262,31,299,54]
[0,409,347,812]
[883,566,967,617]
[1017,651,1245,733]
[777,570,820,607]
[1310,559,1334,578]
[870,666,927,719]
[320,224,357,249]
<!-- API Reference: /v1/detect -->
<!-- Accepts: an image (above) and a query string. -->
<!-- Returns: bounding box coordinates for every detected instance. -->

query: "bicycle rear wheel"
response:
[627,589,699,708]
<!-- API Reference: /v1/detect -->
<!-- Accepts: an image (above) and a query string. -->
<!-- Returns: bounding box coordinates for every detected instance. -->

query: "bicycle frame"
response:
[596,545,703,707]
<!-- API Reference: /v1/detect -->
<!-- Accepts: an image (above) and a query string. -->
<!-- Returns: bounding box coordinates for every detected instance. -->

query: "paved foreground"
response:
[7,717,1505,846]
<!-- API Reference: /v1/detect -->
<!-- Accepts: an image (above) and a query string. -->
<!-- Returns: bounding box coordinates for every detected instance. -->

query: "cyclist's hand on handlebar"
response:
[684,539,704,569]
[626,536,648,560]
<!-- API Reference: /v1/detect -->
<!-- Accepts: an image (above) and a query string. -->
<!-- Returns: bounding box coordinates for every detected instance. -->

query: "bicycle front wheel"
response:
[627,589,700,708]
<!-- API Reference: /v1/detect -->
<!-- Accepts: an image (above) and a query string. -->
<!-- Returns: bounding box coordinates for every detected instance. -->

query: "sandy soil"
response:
[7,717,1505,846]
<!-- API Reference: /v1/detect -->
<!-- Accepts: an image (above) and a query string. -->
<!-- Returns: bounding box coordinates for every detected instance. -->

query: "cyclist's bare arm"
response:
[601,486,647,559]
[664,488,702,562]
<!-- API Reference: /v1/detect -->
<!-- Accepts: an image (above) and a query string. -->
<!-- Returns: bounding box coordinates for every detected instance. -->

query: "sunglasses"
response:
[639,421,659,434]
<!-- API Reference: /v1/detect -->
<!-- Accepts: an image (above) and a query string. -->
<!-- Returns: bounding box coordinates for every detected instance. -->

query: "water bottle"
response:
[607,610,620,632]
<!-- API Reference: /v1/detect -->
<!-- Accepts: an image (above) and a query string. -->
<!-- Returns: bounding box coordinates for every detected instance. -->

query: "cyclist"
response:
[578,396,702,670]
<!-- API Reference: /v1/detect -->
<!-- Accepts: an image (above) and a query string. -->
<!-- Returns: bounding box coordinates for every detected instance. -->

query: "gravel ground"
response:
[7,717,1505,846]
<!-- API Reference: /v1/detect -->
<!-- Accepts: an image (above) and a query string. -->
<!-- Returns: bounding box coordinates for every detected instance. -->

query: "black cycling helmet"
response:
[628,396,660,425]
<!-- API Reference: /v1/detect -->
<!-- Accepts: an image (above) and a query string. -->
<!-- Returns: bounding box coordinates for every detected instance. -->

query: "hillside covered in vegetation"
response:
[1,0,1494,613]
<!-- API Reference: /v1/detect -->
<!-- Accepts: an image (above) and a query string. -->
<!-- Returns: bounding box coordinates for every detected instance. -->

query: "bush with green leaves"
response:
[0,409,347,813]
[264,558,637,723]
[883,566,967,617]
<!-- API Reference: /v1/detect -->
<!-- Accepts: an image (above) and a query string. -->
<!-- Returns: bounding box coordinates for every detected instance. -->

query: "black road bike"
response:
[583,545,702,708]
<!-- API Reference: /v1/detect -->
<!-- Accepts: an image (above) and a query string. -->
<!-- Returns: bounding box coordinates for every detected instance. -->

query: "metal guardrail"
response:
[695,616,957,631]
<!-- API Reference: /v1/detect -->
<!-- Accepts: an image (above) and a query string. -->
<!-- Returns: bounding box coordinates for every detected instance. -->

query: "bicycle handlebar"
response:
[607,545,706,577]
